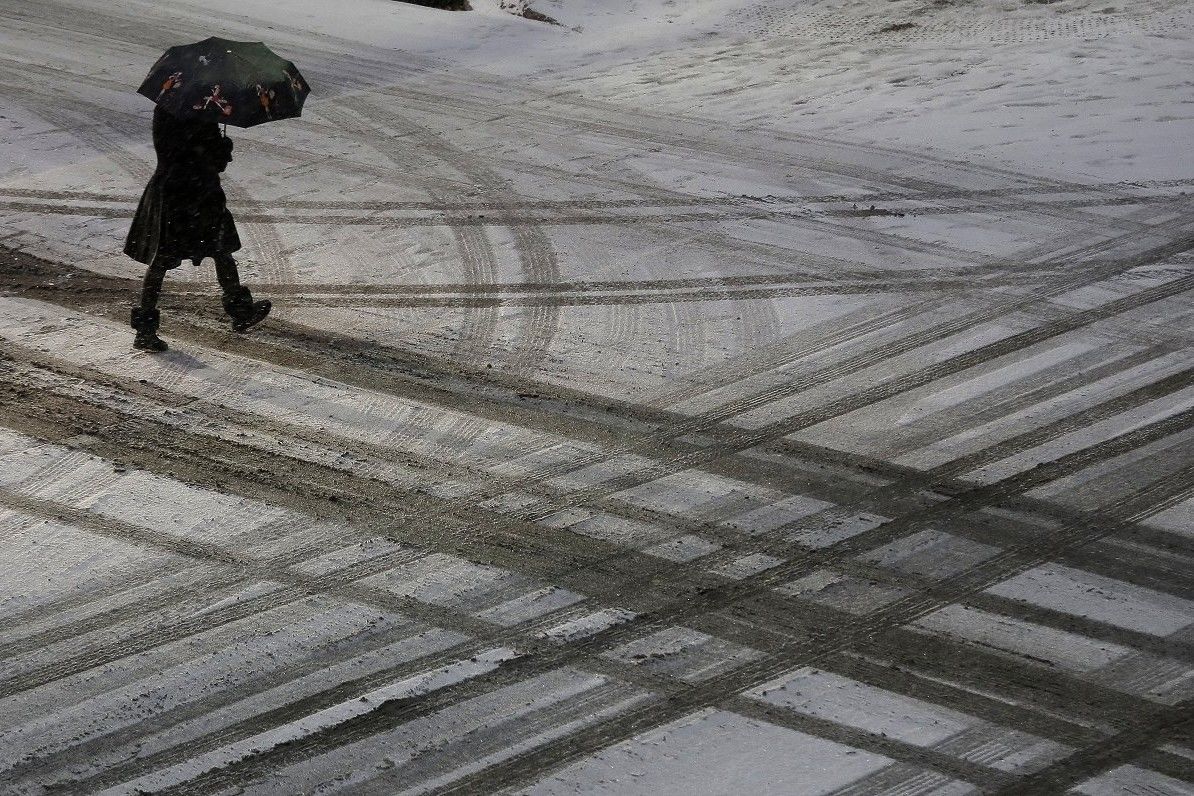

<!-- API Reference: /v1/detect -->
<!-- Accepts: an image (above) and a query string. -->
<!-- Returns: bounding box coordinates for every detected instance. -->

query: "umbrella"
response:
[138,37,310,128]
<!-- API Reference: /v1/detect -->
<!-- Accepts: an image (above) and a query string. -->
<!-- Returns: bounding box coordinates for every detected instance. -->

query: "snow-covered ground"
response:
[0,0,1192,793]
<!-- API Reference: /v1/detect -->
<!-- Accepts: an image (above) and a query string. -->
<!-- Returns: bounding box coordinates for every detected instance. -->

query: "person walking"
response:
[124,105,271,352]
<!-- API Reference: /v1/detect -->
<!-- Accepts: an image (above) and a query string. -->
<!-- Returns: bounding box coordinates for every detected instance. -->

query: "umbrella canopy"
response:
[138,37,310,128]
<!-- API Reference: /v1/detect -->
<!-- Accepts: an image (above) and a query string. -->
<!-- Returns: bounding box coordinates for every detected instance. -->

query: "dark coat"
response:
[124,106,240,266]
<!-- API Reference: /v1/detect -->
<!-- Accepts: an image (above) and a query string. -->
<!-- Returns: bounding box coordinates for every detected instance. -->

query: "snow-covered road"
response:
[0,0,1192,793]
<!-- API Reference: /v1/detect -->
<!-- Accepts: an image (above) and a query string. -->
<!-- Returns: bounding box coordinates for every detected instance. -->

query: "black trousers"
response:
[140,254,240,310]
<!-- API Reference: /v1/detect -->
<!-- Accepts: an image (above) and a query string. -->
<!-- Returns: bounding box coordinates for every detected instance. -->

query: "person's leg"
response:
[213,253,241,294]
[139,262,169,309]
[215,253,271,332]
[131,256,177,352]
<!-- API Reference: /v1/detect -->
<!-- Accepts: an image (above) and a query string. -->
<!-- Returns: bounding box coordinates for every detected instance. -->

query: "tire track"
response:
[918,365,1194,481]
[482,238,1194,518]
[321,99,513,462]
[0,0,1170,286]
[0,33,1141,374]
[188,106,1194,439]
[0,338,1184,792]
[5,177,1189,215]
[732,0,1190,44]
[325,100,502,372]
[325,92,563,461]
[422,467,1194,796]
[856,344,1189,462]
[0,336,1184,692]
[994,710,1194,796]
[139,464,1194,795]
[341,93,564,378]
[685,216,1194,431]
[9,224,1192,546]
[269,281,958,308]
[9,224,1192,560]
[2,334,1184,720]
[199,270,1022,295]
[382,76,1194,292]
[384,81,1152,237]
[6,190,1183,227]
[4,0,1184,565]
[5,316,1190,626]
[2,6,1194,792]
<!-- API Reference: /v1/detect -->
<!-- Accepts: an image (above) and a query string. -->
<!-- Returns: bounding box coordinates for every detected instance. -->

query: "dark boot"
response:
[222,285,271,332]
[130,307,168,352]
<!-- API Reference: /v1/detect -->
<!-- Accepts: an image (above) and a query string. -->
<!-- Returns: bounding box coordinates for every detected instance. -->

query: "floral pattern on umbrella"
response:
[137,37,310,128]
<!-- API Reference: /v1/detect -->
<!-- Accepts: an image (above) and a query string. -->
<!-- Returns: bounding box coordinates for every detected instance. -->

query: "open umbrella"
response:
[138,37,310,128]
